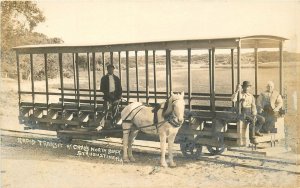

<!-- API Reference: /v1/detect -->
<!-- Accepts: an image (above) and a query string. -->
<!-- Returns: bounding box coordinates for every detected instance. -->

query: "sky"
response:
[34,0,300,52]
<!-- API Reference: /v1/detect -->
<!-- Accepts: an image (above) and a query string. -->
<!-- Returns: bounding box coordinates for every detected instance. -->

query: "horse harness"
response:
[152,102,182,128]
[123,99,182,132]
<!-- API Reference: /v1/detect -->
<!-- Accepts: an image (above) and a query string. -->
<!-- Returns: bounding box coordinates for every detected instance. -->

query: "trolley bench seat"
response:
[20,102,34,115]
[189,110,238,121]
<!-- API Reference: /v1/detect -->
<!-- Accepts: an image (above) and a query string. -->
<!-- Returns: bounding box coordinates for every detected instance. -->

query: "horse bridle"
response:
[166,98,185,127]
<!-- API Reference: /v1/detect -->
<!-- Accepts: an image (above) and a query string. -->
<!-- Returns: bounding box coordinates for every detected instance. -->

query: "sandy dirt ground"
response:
[1,127,299,188]
[0,63,299,188]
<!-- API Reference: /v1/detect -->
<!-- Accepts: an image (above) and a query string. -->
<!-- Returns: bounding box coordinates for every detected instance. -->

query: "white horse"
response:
[121,91,185,167]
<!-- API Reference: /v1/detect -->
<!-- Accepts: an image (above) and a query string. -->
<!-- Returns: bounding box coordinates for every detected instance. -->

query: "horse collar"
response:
[166,113,181,128]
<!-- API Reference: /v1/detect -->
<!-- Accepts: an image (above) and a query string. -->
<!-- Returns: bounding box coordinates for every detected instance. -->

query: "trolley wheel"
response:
[206,133,226,155]
[180,136,203,159]
[206,145,226,155]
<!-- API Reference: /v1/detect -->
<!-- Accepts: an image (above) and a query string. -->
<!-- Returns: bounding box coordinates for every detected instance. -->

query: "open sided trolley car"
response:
[14,35,287,157]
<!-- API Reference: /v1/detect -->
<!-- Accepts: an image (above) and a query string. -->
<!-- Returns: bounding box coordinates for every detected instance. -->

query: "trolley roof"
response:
[13,35,287,54]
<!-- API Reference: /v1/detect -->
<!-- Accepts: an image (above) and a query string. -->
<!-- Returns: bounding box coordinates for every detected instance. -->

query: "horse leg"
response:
[168,132,177,167]
[128,129,139,162]
[159,132,168,167]
[122,122,132,162]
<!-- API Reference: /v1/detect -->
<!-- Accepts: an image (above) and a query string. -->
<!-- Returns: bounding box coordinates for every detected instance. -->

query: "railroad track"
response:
[1,128,299,175]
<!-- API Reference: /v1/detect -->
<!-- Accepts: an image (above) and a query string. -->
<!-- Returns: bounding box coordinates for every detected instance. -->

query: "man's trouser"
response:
[242,108,265,137]
[104,92,118,112]
[261,105,278,132]
[103,92,120,124]
[104,100,119,117]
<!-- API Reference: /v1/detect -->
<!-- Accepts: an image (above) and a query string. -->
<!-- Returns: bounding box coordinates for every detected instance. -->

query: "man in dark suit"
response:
[100,64,122,104]
[97,64,122,129]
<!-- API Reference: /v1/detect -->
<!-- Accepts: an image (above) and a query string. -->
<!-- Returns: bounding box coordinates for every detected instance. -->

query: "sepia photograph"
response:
[1,0,299,188]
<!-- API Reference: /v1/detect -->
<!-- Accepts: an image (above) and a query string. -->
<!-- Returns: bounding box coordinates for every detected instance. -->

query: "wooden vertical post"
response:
[237,42,245,145]
[153,50,157,104]
[188,48,192,110]
[254,48,258,97]
[168,50,172,92]
[44,53,49,112]
[30,54,34,102]
[279,41,283,95]
[72,53,77,100]
[87,53,91,103]
[118,51,122,83]
[208,49,212,110]
[211,48,216,112]
[59,53,64,112]
[135,51,139,102]
[102,52,105,76]
[126,51,130,103]
[237,44,241,114]
[92,52,97,112]
[16,52,21,112]
[30,54,35,116]
[231,49,235,107]
[165,50,169,98]
[145,50,149,104]
[76,53,80,110]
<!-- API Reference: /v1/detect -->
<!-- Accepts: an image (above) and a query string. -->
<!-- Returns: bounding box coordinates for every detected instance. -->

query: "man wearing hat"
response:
[232,81,265,144]
[99,64,122,127]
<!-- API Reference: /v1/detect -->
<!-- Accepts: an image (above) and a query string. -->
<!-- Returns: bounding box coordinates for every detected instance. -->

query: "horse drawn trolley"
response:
[14,35,287,161]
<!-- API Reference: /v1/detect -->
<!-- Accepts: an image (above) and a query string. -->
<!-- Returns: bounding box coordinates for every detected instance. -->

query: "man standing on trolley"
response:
[98,64,122,128]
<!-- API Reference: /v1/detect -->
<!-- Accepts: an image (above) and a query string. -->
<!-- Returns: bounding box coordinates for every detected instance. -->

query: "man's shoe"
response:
[250,138,258,144]
[255,131,263,137]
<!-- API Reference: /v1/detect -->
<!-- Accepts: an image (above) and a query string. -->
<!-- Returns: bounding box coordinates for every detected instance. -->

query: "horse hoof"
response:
[169,163,177,168]
[129,157,136,162]
[161,163,168,168]
[123,158,130,163]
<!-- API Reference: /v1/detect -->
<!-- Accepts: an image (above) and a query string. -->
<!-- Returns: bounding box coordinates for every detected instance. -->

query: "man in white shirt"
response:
[232,81,265,144]
[257,81,283,133]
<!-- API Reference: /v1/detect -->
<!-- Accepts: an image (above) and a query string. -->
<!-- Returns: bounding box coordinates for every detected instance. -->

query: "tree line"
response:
[1,1,63,78]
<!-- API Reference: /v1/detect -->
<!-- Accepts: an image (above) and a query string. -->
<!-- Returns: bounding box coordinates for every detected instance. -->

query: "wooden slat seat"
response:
[20,108,32,115]
[49,103,63,110]
[20,102,34,108]
[20,102,34,116]
[34,103,48,110]
[33,104,47,118]
[46,103,62,119]
[216,111,239,121]
[80,105,94,112]
[63,111,74,120]
[64,103,78,112]
[78,112,89,122]
[59,98,104,105]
